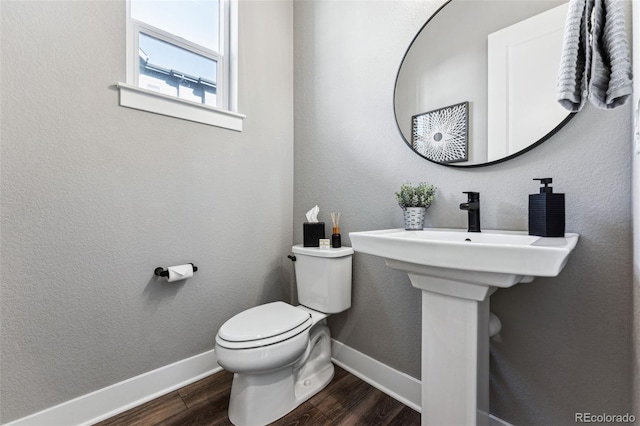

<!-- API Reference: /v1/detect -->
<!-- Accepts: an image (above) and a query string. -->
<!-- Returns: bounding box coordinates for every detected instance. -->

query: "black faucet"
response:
[459,191,481,232]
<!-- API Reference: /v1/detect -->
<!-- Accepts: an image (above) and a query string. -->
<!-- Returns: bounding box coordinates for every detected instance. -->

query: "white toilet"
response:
[215,244,354,426]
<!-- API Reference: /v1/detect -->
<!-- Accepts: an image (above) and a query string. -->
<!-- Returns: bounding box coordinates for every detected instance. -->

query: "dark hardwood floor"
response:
[95,365,420,425]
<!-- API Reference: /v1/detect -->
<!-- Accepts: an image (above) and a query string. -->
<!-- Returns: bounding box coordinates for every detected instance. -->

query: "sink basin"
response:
[348,227,579,425]
[349,228,579,287]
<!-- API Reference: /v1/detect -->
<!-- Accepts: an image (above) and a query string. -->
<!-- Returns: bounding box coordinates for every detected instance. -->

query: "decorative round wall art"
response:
[411,101,469,164]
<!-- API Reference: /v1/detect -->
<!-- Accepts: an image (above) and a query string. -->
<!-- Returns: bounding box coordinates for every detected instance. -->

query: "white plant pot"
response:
[403,207,427,230]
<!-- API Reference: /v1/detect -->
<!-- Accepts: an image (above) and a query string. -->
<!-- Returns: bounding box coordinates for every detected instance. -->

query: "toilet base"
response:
[228,324,334,426]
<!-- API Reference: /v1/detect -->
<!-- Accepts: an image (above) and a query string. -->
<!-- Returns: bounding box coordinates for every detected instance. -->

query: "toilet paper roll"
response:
[167,264,194,282]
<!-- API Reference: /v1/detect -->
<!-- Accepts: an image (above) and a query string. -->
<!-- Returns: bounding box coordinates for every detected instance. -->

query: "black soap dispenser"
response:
[529,178,565,237]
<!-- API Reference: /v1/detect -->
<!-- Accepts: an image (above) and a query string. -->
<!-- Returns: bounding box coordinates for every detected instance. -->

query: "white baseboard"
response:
[330,339,512,426]
[5,341,512,426]
[4,349,221,426]
[490,414,514,426]
[330,339,422,412]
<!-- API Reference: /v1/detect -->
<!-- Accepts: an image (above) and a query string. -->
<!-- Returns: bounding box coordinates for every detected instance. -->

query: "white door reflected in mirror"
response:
[487,3,569,162]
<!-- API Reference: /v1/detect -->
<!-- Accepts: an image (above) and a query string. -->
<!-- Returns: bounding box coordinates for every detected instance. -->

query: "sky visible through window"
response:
[133,0,219,81]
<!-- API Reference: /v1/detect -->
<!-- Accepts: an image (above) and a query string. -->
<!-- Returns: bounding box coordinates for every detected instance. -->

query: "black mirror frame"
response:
[393,0,576,168]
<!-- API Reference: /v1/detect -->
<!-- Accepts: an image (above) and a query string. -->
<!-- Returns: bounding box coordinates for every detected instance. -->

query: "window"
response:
[118,0,244,130]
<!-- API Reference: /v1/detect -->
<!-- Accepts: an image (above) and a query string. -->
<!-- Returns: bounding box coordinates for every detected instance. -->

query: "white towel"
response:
[557,0,632,111]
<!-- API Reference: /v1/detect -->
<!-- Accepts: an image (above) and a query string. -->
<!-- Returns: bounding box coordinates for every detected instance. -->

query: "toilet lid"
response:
[218,301,312,344]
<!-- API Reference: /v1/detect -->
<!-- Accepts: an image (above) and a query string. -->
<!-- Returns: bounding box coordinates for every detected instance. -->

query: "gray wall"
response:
[294,1,632,424]
[0,0,294,423]
[632,0,640,417]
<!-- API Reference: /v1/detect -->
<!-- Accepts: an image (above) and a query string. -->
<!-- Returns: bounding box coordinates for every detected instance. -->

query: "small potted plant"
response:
[395,182,436,230]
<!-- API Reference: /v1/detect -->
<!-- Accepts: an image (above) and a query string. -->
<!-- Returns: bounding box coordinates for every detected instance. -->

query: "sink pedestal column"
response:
[409,274,496,426]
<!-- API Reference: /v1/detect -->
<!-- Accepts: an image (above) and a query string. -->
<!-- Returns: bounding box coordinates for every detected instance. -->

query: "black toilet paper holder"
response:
[154,263,198,278]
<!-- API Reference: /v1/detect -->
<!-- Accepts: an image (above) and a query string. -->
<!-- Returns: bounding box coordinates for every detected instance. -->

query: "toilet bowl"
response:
[215,245,353,426]
[215,303,334,425]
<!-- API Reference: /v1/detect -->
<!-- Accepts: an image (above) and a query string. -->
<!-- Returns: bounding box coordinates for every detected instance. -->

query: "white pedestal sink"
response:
[349,228,579,426]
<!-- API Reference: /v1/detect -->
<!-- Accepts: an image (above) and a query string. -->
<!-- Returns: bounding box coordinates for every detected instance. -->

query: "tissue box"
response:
[303,222,325,247]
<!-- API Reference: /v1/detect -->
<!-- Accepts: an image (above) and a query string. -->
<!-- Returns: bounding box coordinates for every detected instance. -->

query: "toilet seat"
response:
[216,302,312,350]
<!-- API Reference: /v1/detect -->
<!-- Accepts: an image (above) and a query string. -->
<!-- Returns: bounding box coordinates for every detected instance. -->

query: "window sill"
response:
[117,83,245,131]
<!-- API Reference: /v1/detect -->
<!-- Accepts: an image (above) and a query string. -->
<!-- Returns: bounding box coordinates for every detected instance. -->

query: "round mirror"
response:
[394,0,574,167]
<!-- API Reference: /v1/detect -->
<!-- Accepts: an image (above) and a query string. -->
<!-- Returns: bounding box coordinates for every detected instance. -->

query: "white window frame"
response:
[118,0,244,131]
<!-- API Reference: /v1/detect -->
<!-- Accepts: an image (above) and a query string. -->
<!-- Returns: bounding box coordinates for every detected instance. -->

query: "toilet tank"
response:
[291,245,353,314]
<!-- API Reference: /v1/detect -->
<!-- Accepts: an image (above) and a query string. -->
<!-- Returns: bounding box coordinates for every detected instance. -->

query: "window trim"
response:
[119,0,243,131]
[117,82,245,130]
